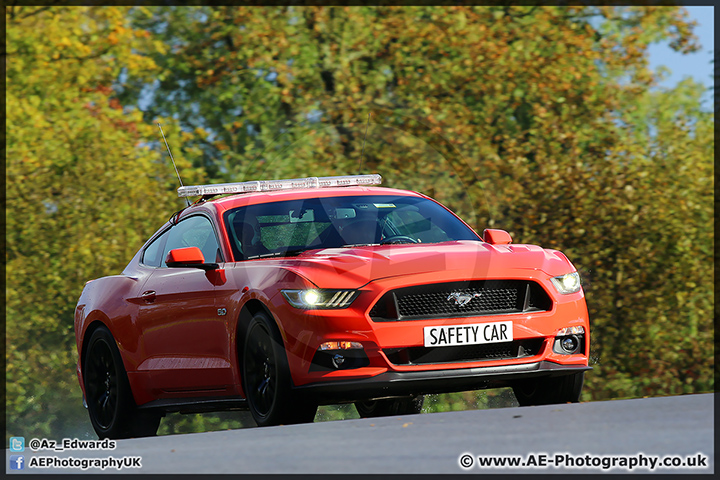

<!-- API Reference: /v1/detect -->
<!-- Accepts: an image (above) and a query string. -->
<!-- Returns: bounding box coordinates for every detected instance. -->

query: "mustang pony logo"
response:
[447,292,482,306]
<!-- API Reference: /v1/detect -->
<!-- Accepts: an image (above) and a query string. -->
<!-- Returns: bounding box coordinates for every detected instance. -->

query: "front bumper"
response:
[293,360,591,404]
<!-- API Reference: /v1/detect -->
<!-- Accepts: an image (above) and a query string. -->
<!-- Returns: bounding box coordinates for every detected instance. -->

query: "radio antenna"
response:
[158,123,190,207]
[357,112,371,174]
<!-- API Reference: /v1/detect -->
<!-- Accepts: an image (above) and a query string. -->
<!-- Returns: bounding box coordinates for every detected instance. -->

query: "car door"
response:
[135,214,234,396]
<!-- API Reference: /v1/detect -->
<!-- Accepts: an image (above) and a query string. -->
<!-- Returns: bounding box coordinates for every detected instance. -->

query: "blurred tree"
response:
[577,78,714,398]
[120,5,712,400]
[5,6,205,439]
[5,5,712,439]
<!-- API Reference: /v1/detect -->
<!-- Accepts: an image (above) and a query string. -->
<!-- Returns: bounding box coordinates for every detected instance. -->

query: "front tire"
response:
[242,312,317,427]
[84,326,161,439]
[512,372,584,406]
[355,395,424,418]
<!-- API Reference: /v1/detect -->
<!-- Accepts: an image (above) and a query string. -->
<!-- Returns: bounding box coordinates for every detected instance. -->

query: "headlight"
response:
[550,272,582,294]
[281,289,359,309]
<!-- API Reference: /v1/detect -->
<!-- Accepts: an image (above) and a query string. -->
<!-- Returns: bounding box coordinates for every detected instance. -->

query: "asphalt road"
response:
[6,393,714,475]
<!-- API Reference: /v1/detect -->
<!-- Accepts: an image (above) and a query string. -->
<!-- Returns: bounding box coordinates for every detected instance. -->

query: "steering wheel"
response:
[380,235,418,245]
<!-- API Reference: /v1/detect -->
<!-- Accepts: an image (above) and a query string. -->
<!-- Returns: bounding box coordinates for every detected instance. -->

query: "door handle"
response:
[141,290,156,303]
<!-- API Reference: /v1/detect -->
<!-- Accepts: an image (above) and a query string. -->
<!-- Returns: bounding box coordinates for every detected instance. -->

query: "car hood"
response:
[279,240,575,289]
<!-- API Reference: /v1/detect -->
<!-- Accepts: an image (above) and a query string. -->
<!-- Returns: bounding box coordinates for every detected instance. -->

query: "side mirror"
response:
[165,247,218,270]
[483,229,512,245]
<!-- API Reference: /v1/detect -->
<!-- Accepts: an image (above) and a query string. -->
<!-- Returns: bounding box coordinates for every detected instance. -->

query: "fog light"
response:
[310,343,370,372]
[552,330,584,355]
[561,336,579,353]
[332,354,345,368]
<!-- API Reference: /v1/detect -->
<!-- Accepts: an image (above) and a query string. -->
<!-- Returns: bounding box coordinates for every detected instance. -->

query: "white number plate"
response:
[423,320,513,347]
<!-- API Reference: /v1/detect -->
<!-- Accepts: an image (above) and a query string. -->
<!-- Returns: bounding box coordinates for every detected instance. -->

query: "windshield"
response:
[223,194,480,260]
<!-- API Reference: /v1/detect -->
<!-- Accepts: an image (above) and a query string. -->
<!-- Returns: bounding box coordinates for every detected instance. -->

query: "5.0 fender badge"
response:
[447,292,482,307]
[217,308,227,316]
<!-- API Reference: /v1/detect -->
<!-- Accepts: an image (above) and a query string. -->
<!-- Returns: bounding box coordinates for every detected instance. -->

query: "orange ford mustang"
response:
[74,175,590,438]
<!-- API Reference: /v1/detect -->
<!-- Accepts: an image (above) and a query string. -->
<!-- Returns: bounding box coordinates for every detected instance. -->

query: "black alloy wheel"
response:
[84,326,160,439]
[244,317,279,419]
[242,312,317,427]
[85,334,119,430]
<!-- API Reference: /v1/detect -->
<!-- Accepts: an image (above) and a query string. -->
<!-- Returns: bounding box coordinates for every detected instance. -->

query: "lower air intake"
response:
[383,339,545,365]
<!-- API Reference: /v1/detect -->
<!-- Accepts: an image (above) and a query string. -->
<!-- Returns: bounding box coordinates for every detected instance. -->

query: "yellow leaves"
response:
[153,39,168,55]
[8,6,162,92]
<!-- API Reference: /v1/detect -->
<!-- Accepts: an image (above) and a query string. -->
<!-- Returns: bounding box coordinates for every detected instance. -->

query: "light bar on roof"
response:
[177,174,382,198]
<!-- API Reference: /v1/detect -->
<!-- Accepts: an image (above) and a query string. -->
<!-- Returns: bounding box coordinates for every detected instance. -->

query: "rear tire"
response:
[512,372,584,406]
[242,312,317,426]
[355,395,424,418]
[84,326,161,439]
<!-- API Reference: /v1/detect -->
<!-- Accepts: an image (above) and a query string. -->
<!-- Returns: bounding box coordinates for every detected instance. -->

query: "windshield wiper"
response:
[247,249,308,259]
[341,243,380,248]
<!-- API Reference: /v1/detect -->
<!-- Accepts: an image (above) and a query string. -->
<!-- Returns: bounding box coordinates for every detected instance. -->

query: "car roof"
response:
[209,185,425,214]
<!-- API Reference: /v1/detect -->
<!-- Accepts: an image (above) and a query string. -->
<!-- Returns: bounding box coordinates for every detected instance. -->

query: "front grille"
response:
[369,280,552,322]
[384,338,544,365]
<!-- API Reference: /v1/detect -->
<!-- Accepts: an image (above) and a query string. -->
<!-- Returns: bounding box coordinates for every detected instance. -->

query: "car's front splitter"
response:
[293,360,591,404]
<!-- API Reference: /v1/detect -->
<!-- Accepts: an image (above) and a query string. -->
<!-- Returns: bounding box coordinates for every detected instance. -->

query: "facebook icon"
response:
[10,455,25,470]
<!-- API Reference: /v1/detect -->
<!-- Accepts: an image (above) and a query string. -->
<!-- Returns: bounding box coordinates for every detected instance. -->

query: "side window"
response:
[161,215,222,267]
[141,229,170,267]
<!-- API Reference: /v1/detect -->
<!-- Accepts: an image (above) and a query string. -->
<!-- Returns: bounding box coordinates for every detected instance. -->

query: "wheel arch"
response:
[235,299,283,389]
[80,319,136,393]
[80,319,112,376]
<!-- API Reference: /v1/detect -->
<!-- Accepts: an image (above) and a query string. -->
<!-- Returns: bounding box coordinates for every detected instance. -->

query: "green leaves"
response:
[5,5,712,438]
[6,6,184,440]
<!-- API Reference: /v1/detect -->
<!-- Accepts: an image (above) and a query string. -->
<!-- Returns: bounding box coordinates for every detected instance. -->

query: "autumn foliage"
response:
[6,6,713,439]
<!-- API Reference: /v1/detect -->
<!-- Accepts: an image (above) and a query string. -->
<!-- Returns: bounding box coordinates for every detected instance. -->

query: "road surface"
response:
[6,393,714,474]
